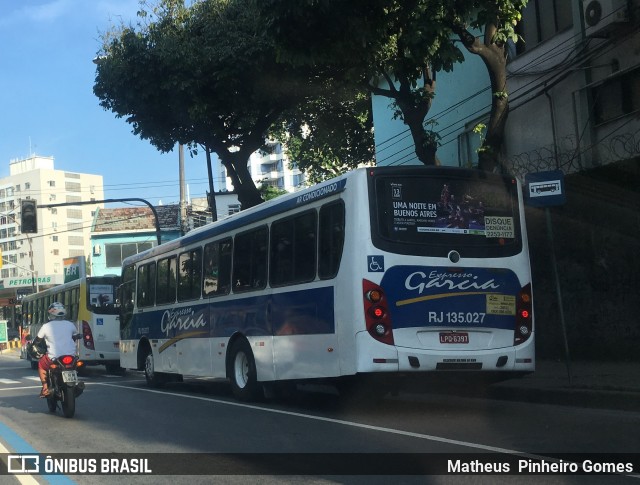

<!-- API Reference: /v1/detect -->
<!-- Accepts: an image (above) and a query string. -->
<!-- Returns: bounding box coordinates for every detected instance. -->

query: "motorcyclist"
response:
[31,302,79,398]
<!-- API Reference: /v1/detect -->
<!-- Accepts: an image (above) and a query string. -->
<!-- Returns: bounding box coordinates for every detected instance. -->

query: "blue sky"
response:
[0,0,219,206]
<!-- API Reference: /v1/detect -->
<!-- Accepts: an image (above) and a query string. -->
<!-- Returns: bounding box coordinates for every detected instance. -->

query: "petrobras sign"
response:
[64,256,87,283]
[3,275,62,288]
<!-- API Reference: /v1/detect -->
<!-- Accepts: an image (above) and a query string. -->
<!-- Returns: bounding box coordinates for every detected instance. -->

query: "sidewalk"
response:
[488,359,640,411]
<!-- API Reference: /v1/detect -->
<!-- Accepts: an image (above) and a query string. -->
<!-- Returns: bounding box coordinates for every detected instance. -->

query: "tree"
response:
[444,0,527,172]
[258,183,288,201]
[94,0,317,209]
[261,0,527,172]
[273,88,375,184]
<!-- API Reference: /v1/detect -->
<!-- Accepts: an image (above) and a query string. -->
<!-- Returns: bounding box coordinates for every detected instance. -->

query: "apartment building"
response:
[0,155,104,304]
[220,140,306,196]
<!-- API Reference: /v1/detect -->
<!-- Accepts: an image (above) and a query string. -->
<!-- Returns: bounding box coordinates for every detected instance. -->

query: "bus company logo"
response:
[160,307,206,336]
[404,270,500,294]
[8,454,40,473]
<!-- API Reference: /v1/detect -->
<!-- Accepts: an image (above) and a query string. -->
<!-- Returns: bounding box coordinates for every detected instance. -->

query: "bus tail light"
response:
[82,321,95,350]
[363,279,394,345]
[514,284,533,345]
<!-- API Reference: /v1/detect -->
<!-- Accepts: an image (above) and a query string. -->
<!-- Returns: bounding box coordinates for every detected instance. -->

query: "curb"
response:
[486,385,640,412]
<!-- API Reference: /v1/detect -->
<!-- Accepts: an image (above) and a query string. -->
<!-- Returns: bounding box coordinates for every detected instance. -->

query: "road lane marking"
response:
[95,382,524,454]
[0,421,76,485]
[0,441,40,485]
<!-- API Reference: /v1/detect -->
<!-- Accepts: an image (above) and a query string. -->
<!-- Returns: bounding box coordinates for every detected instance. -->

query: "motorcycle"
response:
[28,340,85,418]
[44,354,85,418]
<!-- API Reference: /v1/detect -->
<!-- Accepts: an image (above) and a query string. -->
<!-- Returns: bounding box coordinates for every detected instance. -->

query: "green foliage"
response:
[94,0,319,208]
[272,89,375,184]
[261,0,528,169]
[258,183,288,201]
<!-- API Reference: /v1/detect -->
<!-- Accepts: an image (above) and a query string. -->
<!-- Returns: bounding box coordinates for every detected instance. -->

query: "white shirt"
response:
[37,320,78,358]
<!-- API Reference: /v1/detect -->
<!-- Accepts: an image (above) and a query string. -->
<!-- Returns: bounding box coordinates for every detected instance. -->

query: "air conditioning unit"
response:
[583,0,629,37]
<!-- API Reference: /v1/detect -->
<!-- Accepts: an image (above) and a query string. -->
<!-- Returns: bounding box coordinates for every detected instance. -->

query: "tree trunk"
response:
[453,24,509,173]
[372,67,437,166]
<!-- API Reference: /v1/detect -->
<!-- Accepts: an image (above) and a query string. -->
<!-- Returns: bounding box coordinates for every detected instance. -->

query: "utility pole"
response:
[179,144,189,236]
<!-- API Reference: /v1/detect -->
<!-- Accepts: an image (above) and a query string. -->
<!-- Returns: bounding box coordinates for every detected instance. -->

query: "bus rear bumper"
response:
[355,332,535,374]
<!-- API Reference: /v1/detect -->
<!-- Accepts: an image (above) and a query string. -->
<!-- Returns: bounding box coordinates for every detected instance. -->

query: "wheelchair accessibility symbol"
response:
[367,255,384,272]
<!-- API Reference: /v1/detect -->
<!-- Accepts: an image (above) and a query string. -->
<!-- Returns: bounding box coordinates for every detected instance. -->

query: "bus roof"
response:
[122,168,355,267]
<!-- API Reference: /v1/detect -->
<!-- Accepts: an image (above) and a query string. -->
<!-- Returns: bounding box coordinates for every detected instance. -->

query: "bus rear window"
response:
[371,170,523,258]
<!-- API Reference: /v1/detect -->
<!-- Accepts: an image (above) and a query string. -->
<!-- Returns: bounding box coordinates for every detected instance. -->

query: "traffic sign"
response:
[525,170,566,207]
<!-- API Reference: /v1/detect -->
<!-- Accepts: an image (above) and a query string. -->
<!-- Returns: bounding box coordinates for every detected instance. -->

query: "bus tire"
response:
[228,339,259,401]
[143,351,166,388]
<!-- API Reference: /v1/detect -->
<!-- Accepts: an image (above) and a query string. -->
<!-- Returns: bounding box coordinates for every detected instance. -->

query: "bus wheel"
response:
[228,339,259,401]
[144,351,165,388]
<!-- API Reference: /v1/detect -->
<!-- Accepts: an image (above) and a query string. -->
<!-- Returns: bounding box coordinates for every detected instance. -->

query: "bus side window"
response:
[178,248,202,301]
[270,210,317,287]
[137,262,156,308]
[233,226,267,292]
[319,201,345,279]
[156,256,177,305]
[120,264,136,334]
[203,238,232,297]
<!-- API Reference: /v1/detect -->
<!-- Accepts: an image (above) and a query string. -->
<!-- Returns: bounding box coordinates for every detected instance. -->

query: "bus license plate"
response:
[439,332,469,344]
[61,371,78,383]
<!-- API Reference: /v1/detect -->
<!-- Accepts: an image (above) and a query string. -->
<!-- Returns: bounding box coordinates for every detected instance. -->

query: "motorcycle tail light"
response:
[61,355,74,365]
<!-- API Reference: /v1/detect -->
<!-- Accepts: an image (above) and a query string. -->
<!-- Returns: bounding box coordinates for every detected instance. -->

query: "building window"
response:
[592,67,640,125]
[25,182,30,190]
[52,235,59,242]
[515,0,573,54]
[15,185,20,192]
[105,242,154,268]
[228,204,241,215]
[48,180,56,187]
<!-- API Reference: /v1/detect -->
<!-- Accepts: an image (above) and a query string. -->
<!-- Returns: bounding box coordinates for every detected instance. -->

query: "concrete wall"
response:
[526,159,640,361]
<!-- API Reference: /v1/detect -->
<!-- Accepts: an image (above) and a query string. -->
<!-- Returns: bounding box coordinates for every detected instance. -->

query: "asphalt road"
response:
[0,353,638,484]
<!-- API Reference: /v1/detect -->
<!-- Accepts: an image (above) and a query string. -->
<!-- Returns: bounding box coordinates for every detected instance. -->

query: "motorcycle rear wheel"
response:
[46,395,57,413]
[61,386,76,418]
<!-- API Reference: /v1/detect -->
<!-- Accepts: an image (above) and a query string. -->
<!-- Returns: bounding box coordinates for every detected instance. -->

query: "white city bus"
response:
[119,166,534,400]
[21,275,121,373]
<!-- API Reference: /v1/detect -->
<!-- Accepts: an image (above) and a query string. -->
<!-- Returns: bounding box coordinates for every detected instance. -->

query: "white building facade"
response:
[220,141,306,195]
[0,155,104,297]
